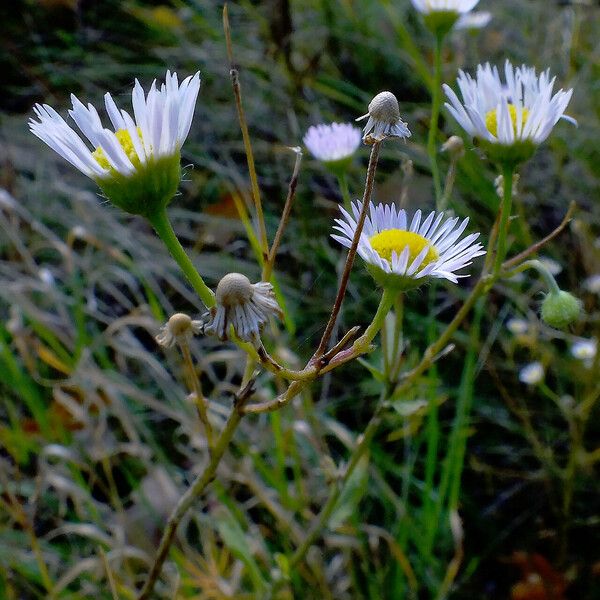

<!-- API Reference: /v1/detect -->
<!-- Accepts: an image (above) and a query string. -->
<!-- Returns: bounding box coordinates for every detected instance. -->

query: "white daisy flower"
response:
[356,92,411,143]
[332,201,485,290]
[156,313,203,348]
[411,0,480,15]
[29,71,200,217]
[411,0,480,34]
[455,11,492,30]
[583,274,600,295]
[204,273,283,342]
[519,361,544,385]
[303,123,362,167]
[506,317,529,335]
[571,338,597,361]
[444,61,575,164]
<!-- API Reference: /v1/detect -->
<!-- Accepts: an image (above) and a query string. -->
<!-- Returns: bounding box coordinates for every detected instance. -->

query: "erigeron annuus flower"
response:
[571,338,597,362]
[332,201,485,290]
[411,0,480,15]
[356,92,411,143]
[204,273,283,342]
[411,0,480,35]
[444,61,575,165]
[455,11,492,31]
[519,361,544,385]
[29,71,200,217]
[303,123,362,170]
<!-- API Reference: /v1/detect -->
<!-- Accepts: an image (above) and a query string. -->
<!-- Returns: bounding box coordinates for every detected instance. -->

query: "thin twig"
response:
[223,4,269,262]
[136,379,256,600]
[262,147,303,281]
[312,142,381,360]
[502,201,576,271]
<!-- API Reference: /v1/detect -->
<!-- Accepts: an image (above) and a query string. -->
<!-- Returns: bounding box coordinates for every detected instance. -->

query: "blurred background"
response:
[1,0,599,598]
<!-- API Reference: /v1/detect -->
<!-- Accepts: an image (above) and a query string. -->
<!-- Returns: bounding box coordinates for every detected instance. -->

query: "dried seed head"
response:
[156,312,203,348]
[204,274,283,342]
[441,135,465,157]
[216,273,254,306]
[368,91,400,123]
[356,91,411,143]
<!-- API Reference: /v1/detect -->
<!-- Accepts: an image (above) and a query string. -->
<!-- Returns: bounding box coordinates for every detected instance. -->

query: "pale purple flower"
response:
[303,122,362,163]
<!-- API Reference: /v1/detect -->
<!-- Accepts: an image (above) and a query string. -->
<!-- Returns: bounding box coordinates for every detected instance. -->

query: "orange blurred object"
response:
[510,552,567,600]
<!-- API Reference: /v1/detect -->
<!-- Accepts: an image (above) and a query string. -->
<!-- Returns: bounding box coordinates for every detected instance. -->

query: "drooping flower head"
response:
[444,61,575,165]
[29,71,200,217]
[303,123,362,172]
[411,0,481,35]
[204,273,283,342]
[356,92,411,144]
[332,201,485,290]
[156,313,203,348]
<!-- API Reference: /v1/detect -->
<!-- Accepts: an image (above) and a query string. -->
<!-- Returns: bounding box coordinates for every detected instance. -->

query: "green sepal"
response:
[423,10,459,37]
[94,153,181,218]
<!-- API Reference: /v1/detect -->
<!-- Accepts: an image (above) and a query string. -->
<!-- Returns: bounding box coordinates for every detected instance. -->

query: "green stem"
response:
[429,33,444,207]
[336,172,352,212]
[147,208,215,309]
[493,165,515,276]
[506,259,561,294]
[353,288,397,352]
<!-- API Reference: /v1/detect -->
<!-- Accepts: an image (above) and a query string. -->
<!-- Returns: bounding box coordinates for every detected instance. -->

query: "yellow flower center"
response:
[485,104,530,138]
[93,128,142,170]
[370,229,439,267]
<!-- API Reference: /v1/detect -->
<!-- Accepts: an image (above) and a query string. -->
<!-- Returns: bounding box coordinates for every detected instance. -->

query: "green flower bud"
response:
[541,290,582,329]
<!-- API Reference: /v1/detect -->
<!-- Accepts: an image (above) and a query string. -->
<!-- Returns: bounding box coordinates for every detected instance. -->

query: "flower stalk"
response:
[147,208,215,308]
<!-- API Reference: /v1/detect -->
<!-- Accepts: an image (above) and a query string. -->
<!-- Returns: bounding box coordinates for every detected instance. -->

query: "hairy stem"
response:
[493,165,515,276]
[147,208,215,308]
[313,142,381,359]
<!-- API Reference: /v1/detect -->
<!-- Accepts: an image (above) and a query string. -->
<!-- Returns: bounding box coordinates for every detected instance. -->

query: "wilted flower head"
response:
[441,135,465,158]
[204,273,283,342]
[332,201,485,290]
[156,313,203,348]
[356,92,411,143]
[29,71,200,217]
[303,123,362,169]
[444,61,575,165]
[519,361,544,385]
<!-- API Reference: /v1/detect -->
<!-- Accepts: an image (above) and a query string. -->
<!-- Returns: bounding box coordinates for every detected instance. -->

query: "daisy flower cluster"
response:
[332,201,485,290]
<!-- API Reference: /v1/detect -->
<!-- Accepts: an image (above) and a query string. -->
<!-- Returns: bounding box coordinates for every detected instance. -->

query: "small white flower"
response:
[156,313,203,348]
[583,274,600,294]
[29,71,200,216]
[444,61,575,154]
[204,273,283,342]
[411,0,480,15]
[303,123,362,164]
[539,256,563,276]
[506,317,529,335]
[571,338,597,361]
[519,361,544,385]
[356,92,411,143]
[455,11,492,30]
[332,201,485,289]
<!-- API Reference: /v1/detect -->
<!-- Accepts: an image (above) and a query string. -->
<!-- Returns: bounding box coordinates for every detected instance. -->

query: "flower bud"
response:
[541,290,582,329]
[441,135,465,158]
